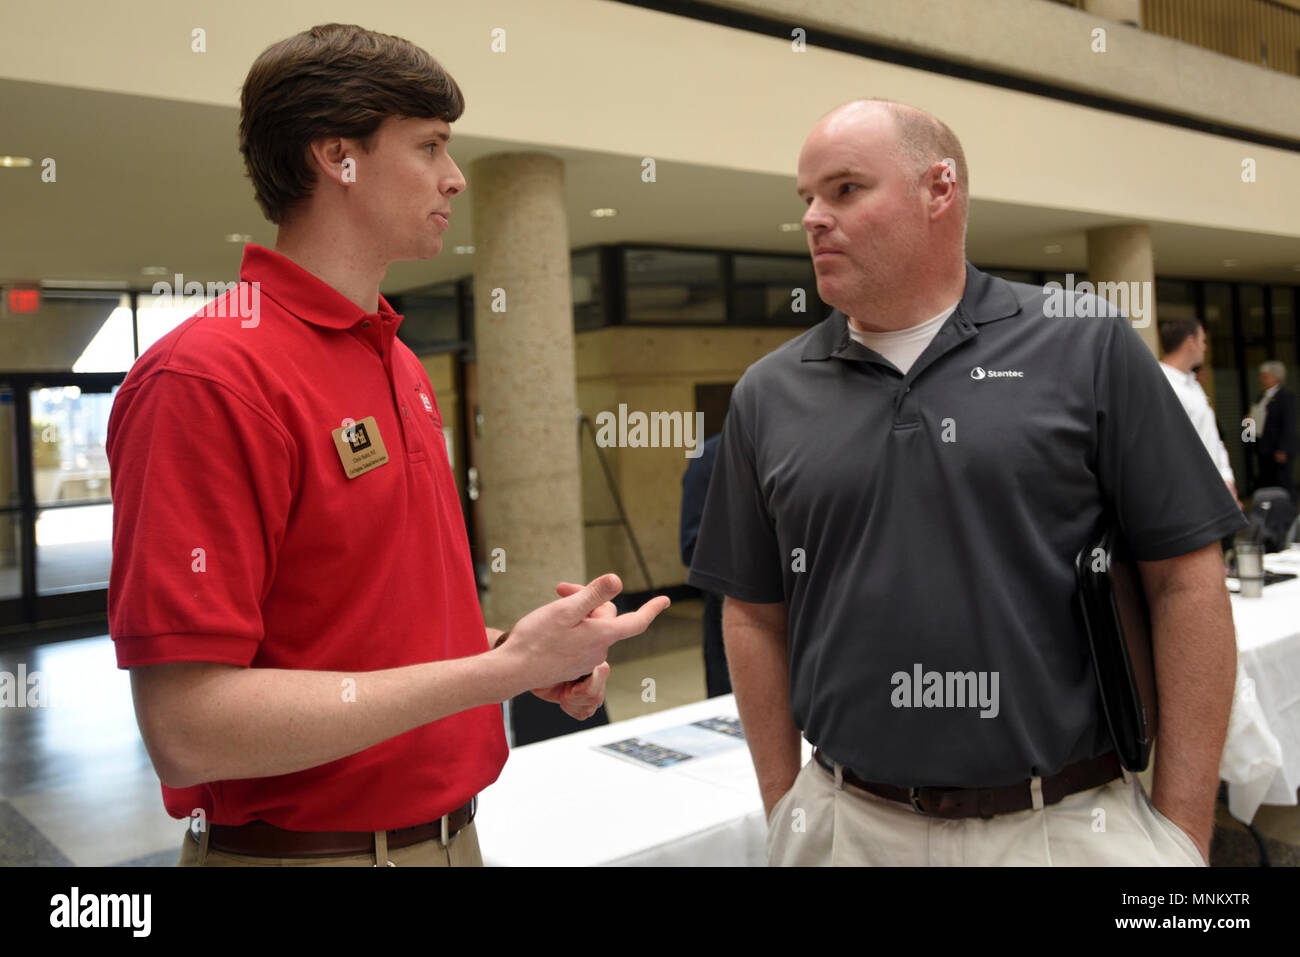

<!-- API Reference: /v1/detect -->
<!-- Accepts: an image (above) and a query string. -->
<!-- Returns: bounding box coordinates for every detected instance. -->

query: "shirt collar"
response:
[803,261,1019,361]
[1160,361,1197,387]
[847,301,957,342]
[238,243,402,331]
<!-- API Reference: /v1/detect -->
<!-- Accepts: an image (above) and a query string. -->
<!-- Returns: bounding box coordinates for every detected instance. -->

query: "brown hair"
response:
[239,23,464,224]
[1158,316,1200,355]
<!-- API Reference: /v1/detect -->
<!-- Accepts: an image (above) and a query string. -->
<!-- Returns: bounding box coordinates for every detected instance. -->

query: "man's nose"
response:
[446,157,467,196]
[802,202,831,232]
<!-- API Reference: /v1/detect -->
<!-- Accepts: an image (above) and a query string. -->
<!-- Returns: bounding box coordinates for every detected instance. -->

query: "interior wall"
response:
[575,324,803,588]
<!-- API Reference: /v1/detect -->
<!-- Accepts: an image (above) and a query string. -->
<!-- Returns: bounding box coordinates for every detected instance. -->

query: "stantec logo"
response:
[970,366,1023,379]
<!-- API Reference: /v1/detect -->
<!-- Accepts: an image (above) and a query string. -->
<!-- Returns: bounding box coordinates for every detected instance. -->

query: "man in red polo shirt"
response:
[107,23,668,867]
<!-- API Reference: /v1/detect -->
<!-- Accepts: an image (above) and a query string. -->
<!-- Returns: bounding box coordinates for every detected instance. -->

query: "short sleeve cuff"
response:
[113,633,260,669]
[687,568,785,604]
[1129,509,1247,562]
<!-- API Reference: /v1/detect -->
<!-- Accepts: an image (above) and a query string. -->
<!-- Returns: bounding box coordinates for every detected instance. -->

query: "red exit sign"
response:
[7,287,40,313]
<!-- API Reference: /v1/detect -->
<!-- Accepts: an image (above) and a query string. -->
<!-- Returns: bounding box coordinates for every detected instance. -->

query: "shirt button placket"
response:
[361,317,411,455]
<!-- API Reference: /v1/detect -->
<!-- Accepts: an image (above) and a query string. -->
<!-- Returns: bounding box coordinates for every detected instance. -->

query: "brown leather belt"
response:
[813,749,1121,819]
[188,797,476,858]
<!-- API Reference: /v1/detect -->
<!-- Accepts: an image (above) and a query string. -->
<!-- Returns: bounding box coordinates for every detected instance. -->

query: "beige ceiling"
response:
[1,77,1298,298]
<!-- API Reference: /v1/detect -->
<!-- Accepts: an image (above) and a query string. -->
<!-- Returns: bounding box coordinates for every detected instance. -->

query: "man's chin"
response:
[394,238,444,263]
[815,281,850,317]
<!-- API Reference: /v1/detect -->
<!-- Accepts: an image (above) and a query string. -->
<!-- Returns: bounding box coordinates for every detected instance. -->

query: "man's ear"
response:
[306,137,350,186]
[925,160,959,221]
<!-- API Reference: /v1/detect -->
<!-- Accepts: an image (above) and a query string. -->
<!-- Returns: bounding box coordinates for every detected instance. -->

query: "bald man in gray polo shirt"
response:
[688,100,1244,866]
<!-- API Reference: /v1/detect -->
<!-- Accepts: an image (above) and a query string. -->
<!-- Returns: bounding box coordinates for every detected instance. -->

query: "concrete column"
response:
[1086,223,1158,356]
[470,153,585,628]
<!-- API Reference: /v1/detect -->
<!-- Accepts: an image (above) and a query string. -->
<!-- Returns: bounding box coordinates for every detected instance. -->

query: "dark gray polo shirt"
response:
[688,262,1245,787]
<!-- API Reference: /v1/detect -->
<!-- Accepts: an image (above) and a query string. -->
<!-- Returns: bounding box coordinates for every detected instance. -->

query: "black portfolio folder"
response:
[1074,525,1157,772]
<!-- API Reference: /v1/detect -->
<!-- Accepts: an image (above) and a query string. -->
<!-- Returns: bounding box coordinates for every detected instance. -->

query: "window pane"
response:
[2,292,131,372]
[0,386,17,600]
[397,282,461,352]
[1204,283,1245,485]
[1156,279,1195,315]
[0,511,18,600]
[732,254,825,325]
[1245,341,1271,389]
[36,503,112,595]
[1270,286,1296,384]
[463,282,475,345]
[624,249,724,323]
[136,290,218,357]
[31,385,118,507]
[0,386,15,510]
[1240,285,1266,341]
[572,250,604,331]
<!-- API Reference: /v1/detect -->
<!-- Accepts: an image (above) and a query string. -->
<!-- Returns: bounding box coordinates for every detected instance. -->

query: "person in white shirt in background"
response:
[1158,316,1239,504]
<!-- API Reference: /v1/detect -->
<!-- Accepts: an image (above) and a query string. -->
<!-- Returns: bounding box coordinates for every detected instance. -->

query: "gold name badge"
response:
[331,415,390,479]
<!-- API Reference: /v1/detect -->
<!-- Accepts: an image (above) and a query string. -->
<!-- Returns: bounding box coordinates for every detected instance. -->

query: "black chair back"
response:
[1248,487,1298,553]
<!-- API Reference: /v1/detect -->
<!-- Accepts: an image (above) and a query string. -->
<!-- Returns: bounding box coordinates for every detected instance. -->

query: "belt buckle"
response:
[439,795,475,847]
[909,786,925,814]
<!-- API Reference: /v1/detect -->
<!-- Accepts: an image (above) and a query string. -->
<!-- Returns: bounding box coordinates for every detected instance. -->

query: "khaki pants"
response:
[178,820,483,867]
[766,757,1207,866]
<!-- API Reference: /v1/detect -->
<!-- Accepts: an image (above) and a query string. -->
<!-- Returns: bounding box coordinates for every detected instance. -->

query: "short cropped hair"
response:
[856,98,968,216]
[1261,360,1287,384]
[1158,317,1200,356]
[239,23,464,224]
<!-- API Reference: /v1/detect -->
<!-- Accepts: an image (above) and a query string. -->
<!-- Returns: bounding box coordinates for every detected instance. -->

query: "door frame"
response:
[0,371,125,632]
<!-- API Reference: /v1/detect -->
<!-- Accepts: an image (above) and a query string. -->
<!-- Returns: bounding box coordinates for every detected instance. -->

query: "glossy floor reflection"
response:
[0,635,189,865]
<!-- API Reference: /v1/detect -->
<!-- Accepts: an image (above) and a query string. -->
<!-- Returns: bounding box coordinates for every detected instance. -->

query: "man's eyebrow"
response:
[421,128,451,143]
[795,168,863,194]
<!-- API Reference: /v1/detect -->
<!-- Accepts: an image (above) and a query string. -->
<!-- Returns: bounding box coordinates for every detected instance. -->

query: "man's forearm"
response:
[723,598,801,815]
[1142,546,1237,855]
[138,652,524,789]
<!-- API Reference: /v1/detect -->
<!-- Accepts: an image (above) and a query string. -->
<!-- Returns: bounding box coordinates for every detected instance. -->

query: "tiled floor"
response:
[605,600,709,721]
[0,635,185,866]
[1,602,1297,866]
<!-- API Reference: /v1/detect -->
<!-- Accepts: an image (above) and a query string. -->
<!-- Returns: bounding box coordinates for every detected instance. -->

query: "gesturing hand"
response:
[529,581,624,720]
[497,574,670,708]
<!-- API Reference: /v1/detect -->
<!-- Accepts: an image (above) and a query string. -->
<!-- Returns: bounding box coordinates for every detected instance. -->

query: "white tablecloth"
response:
[1222,550,1300,822]
[477,696,809,866]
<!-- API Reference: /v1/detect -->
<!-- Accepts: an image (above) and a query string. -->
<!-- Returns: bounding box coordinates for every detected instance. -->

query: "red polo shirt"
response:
[107,243,507,831]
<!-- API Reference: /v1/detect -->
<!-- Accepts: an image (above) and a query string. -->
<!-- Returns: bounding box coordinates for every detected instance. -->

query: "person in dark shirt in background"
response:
[681,432,729,697]
[1252,360,1297,500]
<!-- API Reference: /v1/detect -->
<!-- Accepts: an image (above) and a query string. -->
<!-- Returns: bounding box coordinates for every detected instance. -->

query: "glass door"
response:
[0,386,19,608]
[0,373,124,630]
[32,383,117,595]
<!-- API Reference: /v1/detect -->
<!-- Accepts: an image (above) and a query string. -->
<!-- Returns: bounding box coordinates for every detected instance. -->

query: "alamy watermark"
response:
[1,663,47,707]
[1043,273,1151,328]
[593,404,705,459]
[890,663,999,718]
[151,274,261,328]
[49,887,150,937]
